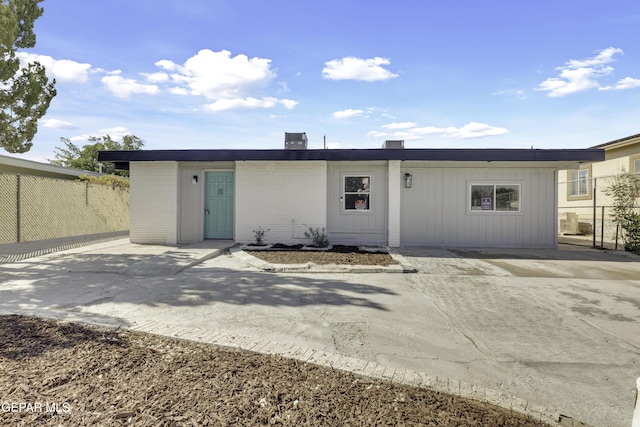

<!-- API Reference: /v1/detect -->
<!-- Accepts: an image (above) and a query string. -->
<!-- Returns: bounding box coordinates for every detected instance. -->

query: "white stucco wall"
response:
[235,161,327,245]
[130,161,178,245]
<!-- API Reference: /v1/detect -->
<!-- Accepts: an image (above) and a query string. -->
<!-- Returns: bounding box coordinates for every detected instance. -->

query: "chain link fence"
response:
[559,172,640,250]
[0,173,129,244]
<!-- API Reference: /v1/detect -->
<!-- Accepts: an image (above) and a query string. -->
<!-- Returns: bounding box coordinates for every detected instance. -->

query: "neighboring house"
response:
[99,137,602,249]
[0,153,102,179]
[558,133,640,236]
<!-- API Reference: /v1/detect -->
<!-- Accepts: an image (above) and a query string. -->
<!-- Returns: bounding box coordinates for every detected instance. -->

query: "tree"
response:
[604,170,640,254]
[50,134,144,176]
[0,0,56,153]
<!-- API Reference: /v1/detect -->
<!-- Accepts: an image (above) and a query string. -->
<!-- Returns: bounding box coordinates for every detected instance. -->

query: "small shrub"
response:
[304,225,329,248]
[77,174,129,188]
[252,227,270,245]
[622,212,640,255]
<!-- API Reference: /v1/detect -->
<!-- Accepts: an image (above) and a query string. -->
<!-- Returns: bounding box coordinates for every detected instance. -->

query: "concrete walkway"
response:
[1,239,639,427]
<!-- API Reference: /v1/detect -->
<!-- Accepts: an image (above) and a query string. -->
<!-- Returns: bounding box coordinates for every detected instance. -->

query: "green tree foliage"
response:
[50,134,143,176]
[77,174,129,188]
[604,170,640,254]
[0,0,56,153]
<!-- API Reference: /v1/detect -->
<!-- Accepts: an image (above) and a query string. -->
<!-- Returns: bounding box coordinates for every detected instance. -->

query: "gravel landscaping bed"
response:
[246,245,399,266]
[0,315,551,426]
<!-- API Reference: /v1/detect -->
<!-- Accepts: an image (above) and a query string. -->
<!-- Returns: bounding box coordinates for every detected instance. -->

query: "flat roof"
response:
[99,148,604,170]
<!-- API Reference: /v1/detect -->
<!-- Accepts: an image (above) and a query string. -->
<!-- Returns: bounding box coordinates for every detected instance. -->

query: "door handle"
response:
[205,206,210,215]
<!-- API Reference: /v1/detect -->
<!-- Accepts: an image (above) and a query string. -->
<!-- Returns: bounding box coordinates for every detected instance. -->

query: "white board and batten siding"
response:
[235,161,327,245]
[129,162,179,245]
[327,161,388,246]
[401,166,558,248]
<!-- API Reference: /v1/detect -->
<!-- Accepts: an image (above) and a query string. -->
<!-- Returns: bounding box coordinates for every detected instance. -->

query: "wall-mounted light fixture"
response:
[404,173,412,188]
[192,175,198,184]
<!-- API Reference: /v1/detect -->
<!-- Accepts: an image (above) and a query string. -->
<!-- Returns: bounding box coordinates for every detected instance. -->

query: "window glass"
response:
[344,176,370,210]
[634,158,640,173]
[470,185,494,210]
[470,184,520,212]
[568,168,589,196]
[496,185,519,211]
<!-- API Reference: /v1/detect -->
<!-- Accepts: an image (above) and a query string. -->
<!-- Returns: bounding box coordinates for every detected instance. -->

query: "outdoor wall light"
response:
[404,173,412,188]
[192,175,198,184]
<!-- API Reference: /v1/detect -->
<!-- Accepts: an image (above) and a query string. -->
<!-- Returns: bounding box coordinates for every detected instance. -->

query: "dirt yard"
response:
[0,315,552,426]
[246,245,399,266]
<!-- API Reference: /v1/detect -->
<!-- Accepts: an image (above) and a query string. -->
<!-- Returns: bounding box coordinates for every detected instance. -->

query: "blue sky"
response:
[10,0,640,162]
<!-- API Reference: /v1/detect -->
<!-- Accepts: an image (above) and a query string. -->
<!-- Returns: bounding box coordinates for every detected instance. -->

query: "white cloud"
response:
[322,57,398,81]
[155,49,295,111]
[101,75,159,98]
[204,97,297,112]
[493,89,526,99]
[17,52,92,83]
[168,87,189,95]
[382,122,417,130]
[615,77,640,89]
[333,109,365,119]
[68,126,134,144]
[450,122,510,139]
[535,47,639,97]
[367,130,388,138]
[41,118,75,129]
[144,72,169,83]
[369,122,509,140]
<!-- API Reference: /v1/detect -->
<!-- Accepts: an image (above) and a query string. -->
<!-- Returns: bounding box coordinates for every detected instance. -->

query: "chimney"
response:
[285,132,308,150]
[382,140,404,149]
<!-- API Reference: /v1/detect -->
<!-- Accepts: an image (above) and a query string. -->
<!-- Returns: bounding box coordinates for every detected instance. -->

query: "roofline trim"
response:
[99,148,604,166]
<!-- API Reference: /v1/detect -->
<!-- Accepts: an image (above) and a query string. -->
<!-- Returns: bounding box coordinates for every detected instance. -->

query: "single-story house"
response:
[99,137,603,249]
[0,153,102,180]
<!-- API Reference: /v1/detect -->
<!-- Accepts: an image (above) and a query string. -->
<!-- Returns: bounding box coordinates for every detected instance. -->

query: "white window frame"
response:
[566,165,592,201]
[343,175,372,212]
[468,183,522,213]
[568,169,589,196]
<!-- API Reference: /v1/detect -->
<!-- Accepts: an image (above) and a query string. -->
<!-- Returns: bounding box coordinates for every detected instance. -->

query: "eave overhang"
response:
[98,148,605,171]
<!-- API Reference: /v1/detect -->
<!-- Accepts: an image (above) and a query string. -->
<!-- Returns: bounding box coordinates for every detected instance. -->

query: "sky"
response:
[8,0,640,163]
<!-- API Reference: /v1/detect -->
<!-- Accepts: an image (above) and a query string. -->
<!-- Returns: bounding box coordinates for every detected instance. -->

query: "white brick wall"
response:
[387,160,401,247]
[130,162,178,244]
[235,161,327,245]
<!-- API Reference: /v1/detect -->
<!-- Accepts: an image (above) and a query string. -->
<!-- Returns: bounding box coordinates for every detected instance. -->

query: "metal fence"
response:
[0,173,129,244]
[558,172,640,250]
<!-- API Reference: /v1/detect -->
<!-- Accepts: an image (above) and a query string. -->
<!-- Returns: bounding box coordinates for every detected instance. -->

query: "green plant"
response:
[252,227,270,245]
[604,171,640,254]
[622,212,640,254]
[77,174,129,188]
[304,225,329,248]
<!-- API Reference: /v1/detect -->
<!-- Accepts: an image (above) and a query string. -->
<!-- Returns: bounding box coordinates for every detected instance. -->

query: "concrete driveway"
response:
[1,239,639,427]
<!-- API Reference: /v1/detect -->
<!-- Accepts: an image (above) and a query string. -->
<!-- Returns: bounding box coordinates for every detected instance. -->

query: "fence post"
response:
[601,205,605,248]
[16,174,21,243]
[592,177,597,248]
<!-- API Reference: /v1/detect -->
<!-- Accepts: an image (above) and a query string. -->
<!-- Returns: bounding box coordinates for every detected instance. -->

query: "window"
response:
[568,169,589,196]
[631,154,640,173]
[566,165,592,200]
[344,176,370,211]
[470,184,520,212]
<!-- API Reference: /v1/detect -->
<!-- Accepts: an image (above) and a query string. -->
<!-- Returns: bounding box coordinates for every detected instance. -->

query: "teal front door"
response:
[205,172,234,239]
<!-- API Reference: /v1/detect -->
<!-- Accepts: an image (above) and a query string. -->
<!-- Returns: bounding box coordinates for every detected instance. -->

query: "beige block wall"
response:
[0,173,129,244]
[129,162,178,245]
